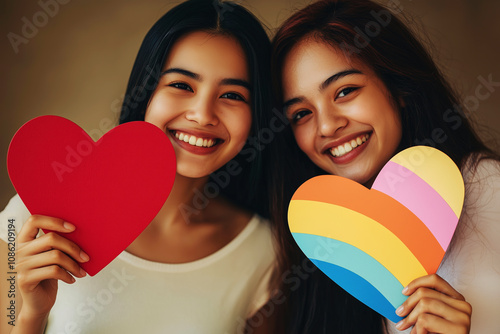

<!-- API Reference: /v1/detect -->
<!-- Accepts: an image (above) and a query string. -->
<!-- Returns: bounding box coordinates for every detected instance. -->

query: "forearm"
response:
[10,310,48,334]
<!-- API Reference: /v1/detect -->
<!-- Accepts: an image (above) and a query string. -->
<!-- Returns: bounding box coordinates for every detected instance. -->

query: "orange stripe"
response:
[292,175,444,273]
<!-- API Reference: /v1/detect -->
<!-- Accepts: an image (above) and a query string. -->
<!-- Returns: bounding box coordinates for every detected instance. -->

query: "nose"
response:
[316,106,348,137]
[185,93,219,126]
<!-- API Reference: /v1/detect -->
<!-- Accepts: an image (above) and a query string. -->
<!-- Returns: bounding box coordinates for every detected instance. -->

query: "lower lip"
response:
[171,134,221,156]
[328,135,371,164]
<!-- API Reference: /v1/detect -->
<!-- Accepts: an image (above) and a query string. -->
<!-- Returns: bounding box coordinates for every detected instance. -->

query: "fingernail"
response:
[395,320,404,330]
[80,251,90,262]
[402,286,409,295]
[63,222,75,231]
[396,305,404,315]
[79,267,87,277]
[70,276,76,283]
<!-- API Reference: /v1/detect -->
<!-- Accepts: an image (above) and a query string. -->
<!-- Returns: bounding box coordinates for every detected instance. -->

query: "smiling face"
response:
[145,31,252,179]
[282,37,402,187]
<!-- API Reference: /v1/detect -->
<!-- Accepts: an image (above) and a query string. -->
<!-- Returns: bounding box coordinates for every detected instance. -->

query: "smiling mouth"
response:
[329,133,370,158]
[172,131,220,148]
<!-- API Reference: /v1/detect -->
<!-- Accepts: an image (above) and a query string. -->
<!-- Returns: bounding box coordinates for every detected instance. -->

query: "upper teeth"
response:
[174,131,216,148]
[330,134,369,157]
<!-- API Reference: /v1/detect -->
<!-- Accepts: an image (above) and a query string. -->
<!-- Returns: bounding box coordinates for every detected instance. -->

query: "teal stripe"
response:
[311,259,403,323]
[292,232,407,310]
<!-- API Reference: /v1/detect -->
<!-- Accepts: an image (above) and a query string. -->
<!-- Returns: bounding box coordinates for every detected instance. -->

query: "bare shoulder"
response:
[452,156,500,334]
[462,156,500,184]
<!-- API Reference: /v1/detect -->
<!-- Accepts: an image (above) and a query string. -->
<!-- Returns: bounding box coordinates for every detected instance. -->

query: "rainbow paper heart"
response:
[288,146,464,323]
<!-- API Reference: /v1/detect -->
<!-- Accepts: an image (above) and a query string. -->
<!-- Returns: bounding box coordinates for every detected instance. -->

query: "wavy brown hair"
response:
[268,0,498,333]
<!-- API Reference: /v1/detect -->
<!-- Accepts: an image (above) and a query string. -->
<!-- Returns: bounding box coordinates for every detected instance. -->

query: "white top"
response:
[385,158,500,333]
[0,196,276,334]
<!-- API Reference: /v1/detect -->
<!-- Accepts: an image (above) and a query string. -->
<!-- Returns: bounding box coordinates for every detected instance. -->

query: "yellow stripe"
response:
[390,146,464,217]
[289,200,427,286]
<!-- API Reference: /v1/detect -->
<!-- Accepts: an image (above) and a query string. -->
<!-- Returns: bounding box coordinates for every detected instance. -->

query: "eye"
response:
[221,92,246,102]
[291,109,312,123]
[336,86,359,100]
[168,82,193,92]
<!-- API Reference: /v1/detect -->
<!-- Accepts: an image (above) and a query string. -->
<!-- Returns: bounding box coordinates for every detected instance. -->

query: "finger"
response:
[18,215,76,243]
[403,274,464,300]
[409,325,423,334]
[18,265,77,290]
[17,231,90,263]
[17,249,87,279]
[407,313,469,334]
[398,287,472,317]
[397,298,470,332]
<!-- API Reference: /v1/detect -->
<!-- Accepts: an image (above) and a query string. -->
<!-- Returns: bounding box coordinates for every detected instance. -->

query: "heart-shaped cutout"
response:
[8,115,176,276]
[288,146,464,322]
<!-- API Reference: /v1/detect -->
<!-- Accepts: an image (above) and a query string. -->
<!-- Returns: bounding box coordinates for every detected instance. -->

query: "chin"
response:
[178,171,211,179]
[335,171,374,188]
[175,165,211,179]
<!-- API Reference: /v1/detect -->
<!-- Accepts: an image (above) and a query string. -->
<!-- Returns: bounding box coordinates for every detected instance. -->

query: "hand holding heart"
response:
[8,116,176,276]
[15,216,88,321]
[288,146,471,331]
[395,274,471,332]
[7,116,176,327]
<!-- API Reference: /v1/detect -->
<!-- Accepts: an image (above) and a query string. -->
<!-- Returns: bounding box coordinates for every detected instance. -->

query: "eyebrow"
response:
[160,67,251,91]
[161,68,200,80]
[283,69,363,111]
[282,97,303,111]
[221,78,252,91]
[320,69,362,90]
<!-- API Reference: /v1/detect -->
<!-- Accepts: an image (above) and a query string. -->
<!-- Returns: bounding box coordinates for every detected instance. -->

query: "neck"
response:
[153,173,211,226]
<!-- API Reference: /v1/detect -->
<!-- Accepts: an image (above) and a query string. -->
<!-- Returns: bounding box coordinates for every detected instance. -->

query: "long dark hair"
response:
[119,0,272,217]
[268,0,498,333]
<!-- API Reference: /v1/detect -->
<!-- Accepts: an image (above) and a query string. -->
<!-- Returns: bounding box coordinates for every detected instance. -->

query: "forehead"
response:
[164,30,249,79]
[281,37,366,96]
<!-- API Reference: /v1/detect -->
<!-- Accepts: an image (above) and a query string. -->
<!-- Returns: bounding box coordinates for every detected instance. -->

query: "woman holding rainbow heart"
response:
[0,0,278,333]
[268,0,500,333]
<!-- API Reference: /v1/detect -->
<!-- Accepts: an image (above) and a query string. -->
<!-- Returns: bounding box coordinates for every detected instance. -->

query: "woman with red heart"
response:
[268,0,500,333]
[0,1,278,333]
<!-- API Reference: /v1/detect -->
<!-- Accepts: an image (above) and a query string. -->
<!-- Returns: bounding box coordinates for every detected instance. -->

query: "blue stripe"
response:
[292,232,406,322]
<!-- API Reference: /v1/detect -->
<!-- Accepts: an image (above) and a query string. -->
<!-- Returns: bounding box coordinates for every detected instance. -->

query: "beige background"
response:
[1,0,499,207]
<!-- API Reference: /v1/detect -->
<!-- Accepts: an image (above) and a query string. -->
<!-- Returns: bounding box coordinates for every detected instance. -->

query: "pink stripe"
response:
[372,161,458,250]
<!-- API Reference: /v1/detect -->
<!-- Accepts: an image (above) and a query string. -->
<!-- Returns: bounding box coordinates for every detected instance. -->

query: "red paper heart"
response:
[7,116,176,276]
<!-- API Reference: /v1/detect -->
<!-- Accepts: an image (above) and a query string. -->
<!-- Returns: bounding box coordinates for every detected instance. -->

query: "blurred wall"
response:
[1,0,499,207]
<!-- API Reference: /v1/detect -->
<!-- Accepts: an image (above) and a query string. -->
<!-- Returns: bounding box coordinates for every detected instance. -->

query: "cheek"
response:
[144,112,164,131]
[389,118,403,147]
[348,100,377,123]
[227,109,252,145]
[292,127,313,153]
[144,94,181,128]
[381,108,402,142]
